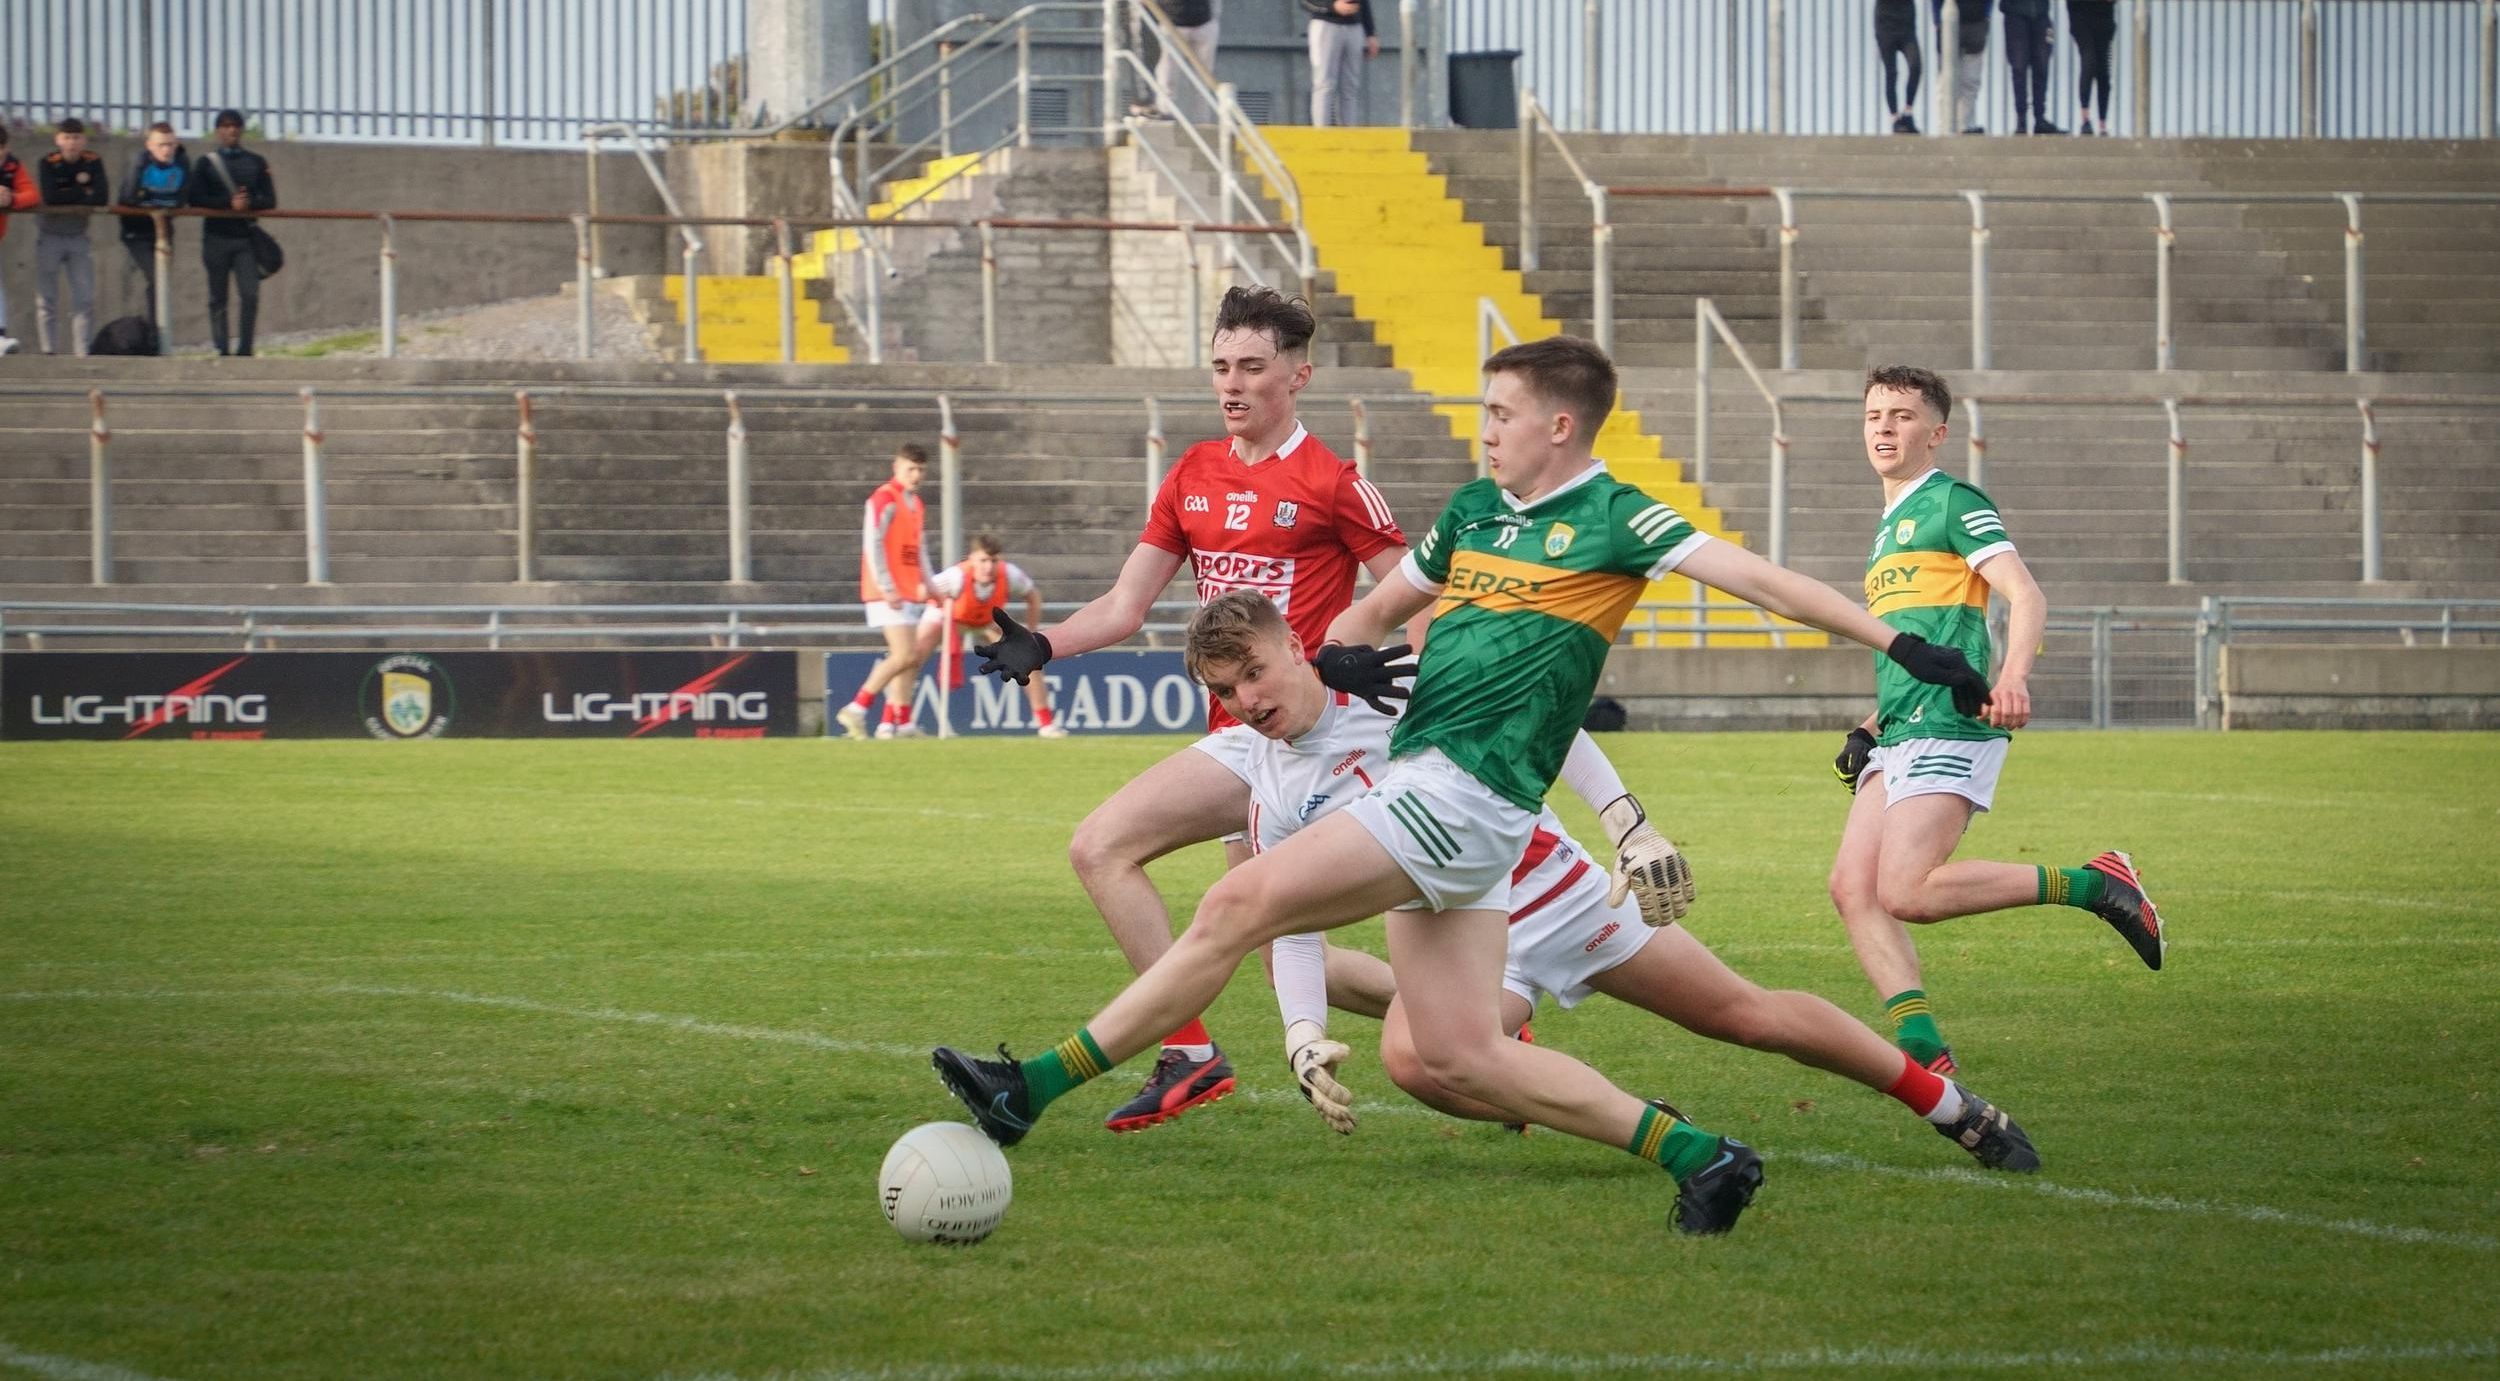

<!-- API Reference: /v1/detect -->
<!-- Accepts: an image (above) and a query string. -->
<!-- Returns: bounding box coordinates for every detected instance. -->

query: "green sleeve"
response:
[1945,483,2013,559]
[1610,486,1704,578]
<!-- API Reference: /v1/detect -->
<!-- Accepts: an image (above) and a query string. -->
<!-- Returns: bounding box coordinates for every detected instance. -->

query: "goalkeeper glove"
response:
[1285,1019,1356,1135]
[1312,642,1416,717]
[1884,632,1992,717]
[1834,727,1877,793]
[973,607,1052,685]
[1598,793,1696,926]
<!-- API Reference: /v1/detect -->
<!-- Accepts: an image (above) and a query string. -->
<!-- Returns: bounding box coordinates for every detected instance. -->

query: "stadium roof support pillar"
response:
[748,0,875,128]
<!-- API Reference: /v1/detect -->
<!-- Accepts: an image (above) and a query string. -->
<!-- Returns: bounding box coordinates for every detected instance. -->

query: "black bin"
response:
[1447,50,1520,129]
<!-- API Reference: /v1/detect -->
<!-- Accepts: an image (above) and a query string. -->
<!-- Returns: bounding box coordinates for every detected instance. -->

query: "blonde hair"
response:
[1184,590,1290,682]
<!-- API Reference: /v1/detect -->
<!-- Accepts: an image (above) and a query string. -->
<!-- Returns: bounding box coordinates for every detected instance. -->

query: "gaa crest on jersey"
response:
[1544,522,1576,558]
[1895,518,1917,545]
[1298,791,1332,821]
[1273,501,1300,529]
[1185,495,1211,513]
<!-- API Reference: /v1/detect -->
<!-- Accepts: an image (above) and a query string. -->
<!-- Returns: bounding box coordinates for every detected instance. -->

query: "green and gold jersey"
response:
[1865,468,2012,746]
[1393,463,1707,811]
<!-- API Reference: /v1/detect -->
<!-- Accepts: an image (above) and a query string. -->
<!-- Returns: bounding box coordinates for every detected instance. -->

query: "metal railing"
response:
[66,201,1285,371]
[1684,364,2500,588]
[1433,0,2499,139]
[1519,171,2500,376]
[1516,89,1612,354]
[12,380,1428,592]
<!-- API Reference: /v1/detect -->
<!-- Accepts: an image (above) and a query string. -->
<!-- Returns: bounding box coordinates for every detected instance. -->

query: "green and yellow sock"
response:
[1629,1103,1723,1182]
[1020,1029,1111,1115]
[1884,989,1948,1066]
[2038,865,2107,910]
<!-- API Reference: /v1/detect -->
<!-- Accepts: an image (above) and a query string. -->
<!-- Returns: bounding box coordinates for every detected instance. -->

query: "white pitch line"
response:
[0,1342,183,1381]
[6,986,2490,1254]
[660,1338,2500,1381]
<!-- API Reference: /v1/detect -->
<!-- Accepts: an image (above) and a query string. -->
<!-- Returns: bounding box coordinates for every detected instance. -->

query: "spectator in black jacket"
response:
[1302,0,1376,127]
[189,109,277,357]
[2001,0,2060,134]
[35,117,108,356]
[116,123,190,325]
[2068,0,2116,134]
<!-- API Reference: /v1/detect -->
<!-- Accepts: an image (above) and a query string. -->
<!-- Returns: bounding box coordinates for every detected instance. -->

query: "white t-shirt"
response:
[923,561,1034,605]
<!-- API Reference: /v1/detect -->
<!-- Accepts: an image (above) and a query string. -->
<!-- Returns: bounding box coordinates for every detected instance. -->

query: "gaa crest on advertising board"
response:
[362,654,455,739]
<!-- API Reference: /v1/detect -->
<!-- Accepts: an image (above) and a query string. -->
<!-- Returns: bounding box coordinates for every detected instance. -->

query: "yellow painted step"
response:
[1260,127,1817,647]
[796,152,989,277]
[661,275,848,363]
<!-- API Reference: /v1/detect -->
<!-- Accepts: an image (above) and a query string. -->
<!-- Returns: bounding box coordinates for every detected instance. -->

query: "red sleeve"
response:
[1138,460,1192,556]
[1332,466,1407,563]
[7,161,36,211]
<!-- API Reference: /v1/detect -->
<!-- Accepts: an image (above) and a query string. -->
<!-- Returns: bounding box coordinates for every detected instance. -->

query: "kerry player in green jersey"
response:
[1830,366,2167,1077]
[935,338,1991,1236]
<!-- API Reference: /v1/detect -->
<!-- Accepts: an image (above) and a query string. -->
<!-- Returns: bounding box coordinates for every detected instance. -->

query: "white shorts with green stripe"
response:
[1858,736,2009,812]
[1346,748,1536,914]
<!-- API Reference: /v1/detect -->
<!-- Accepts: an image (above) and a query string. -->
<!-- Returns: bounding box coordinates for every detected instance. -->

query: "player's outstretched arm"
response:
[1677,541,1991,715]
[1324,562,1436,649]
[1558,732,1695,925]
[1273,934,1355,1133]
[995,542,1184,672]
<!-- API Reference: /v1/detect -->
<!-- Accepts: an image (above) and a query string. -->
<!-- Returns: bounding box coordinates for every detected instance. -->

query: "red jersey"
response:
[1138,422,1407,728]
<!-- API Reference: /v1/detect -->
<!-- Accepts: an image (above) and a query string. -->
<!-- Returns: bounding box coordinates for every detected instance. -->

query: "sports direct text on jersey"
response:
[1191,551,1295,612]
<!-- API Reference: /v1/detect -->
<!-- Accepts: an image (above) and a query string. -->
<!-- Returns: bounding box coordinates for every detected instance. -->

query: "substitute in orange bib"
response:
[917,534,1066,738]
[838,444,933,741]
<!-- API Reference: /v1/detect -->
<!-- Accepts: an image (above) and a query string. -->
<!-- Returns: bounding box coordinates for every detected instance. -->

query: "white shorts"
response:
[1857,736,2010,812]
[865,600,929,631]
[1503,867,1655,1011]
[1188,723,1259,844]
[1345,748,1536,914]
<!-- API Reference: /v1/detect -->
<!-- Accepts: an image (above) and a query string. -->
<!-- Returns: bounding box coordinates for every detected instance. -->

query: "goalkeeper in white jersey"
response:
[1184,589,2037,1172]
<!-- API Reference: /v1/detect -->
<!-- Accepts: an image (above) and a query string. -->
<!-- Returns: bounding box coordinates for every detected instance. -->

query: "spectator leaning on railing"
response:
[0,126,39,356]
[190,109,277,358]
[1302,0,1377,128]
[116,122,190,327]
[34,117,108,357]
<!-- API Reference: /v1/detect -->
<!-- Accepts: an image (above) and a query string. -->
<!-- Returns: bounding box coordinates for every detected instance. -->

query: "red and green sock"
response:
[1628,1102,1723,1182]
[1021,1029,1111,1115]
[1882,1051,1967,1125]
[1884,989,1949,1067]
[2038,865,2108,909]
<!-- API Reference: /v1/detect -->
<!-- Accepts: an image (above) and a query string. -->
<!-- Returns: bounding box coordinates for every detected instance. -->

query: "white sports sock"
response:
[1923,1078,1968,1126]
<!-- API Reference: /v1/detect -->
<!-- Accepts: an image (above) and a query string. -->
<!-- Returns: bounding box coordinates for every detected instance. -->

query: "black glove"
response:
[1312,642,1416,716]
[973,607,1052,685]
[1834,727,1877,793]
[1884,632,1992,718]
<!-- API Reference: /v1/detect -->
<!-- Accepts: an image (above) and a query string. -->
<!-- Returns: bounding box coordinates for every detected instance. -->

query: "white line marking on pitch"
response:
[660,1338,2500,1380]
[7,986,2490,1254]
[0,1341,183,1381]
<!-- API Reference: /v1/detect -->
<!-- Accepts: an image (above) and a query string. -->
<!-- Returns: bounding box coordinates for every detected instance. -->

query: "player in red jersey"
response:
[974,285,1412,1133]
[837,444,933,740]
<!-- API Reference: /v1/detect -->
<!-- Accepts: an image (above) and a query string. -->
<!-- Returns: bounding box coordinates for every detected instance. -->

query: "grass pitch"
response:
[2,732,2495,1380]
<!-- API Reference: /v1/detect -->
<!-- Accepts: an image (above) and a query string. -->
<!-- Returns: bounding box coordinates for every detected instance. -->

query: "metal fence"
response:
[2,0,747,144]
[1445,0,2496,138]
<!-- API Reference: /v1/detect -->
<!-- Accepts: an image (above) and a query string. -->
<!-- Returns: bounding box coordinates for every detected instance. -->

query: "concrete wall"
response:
[2222,646,2500,730]
[1595,646,1874,731]
[1106,145,1234,368]
[666,139,835,276]
[0,136,670,353]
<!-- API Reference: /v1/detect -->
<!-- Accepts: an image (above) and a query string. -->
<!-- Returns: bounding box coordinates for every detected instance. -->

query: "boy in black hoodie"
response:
[35,117,109,356]
[117,122,191,329]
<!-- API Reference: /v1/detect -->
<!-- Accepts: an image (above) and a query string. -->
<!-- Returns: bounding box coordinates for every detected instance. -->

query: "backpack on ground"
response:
[90,315,162,357]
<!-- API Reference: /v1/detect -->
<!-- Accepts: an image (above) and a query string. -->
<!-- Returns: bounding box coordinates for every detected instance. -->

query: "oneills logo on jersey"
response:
[1543,522,1575,558]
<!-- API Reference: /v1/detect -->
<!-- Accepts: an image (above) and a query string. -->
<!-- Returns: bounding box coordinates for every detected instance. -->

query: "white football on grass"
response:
[878,1122,1012,1245]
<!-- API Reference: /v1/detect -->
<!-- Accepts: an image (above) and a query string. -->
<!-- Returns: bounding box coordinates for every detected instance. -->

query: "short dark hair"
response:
[55,117,86,135]
[968,532,1003,557]
[895,442,930,466]
[1483,335,1617,440]
[1864,365,1953,422]
[146,121,176,137]
[1184,590,1291,683]
[1211,285,1316,356]
[214,109,246,128]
